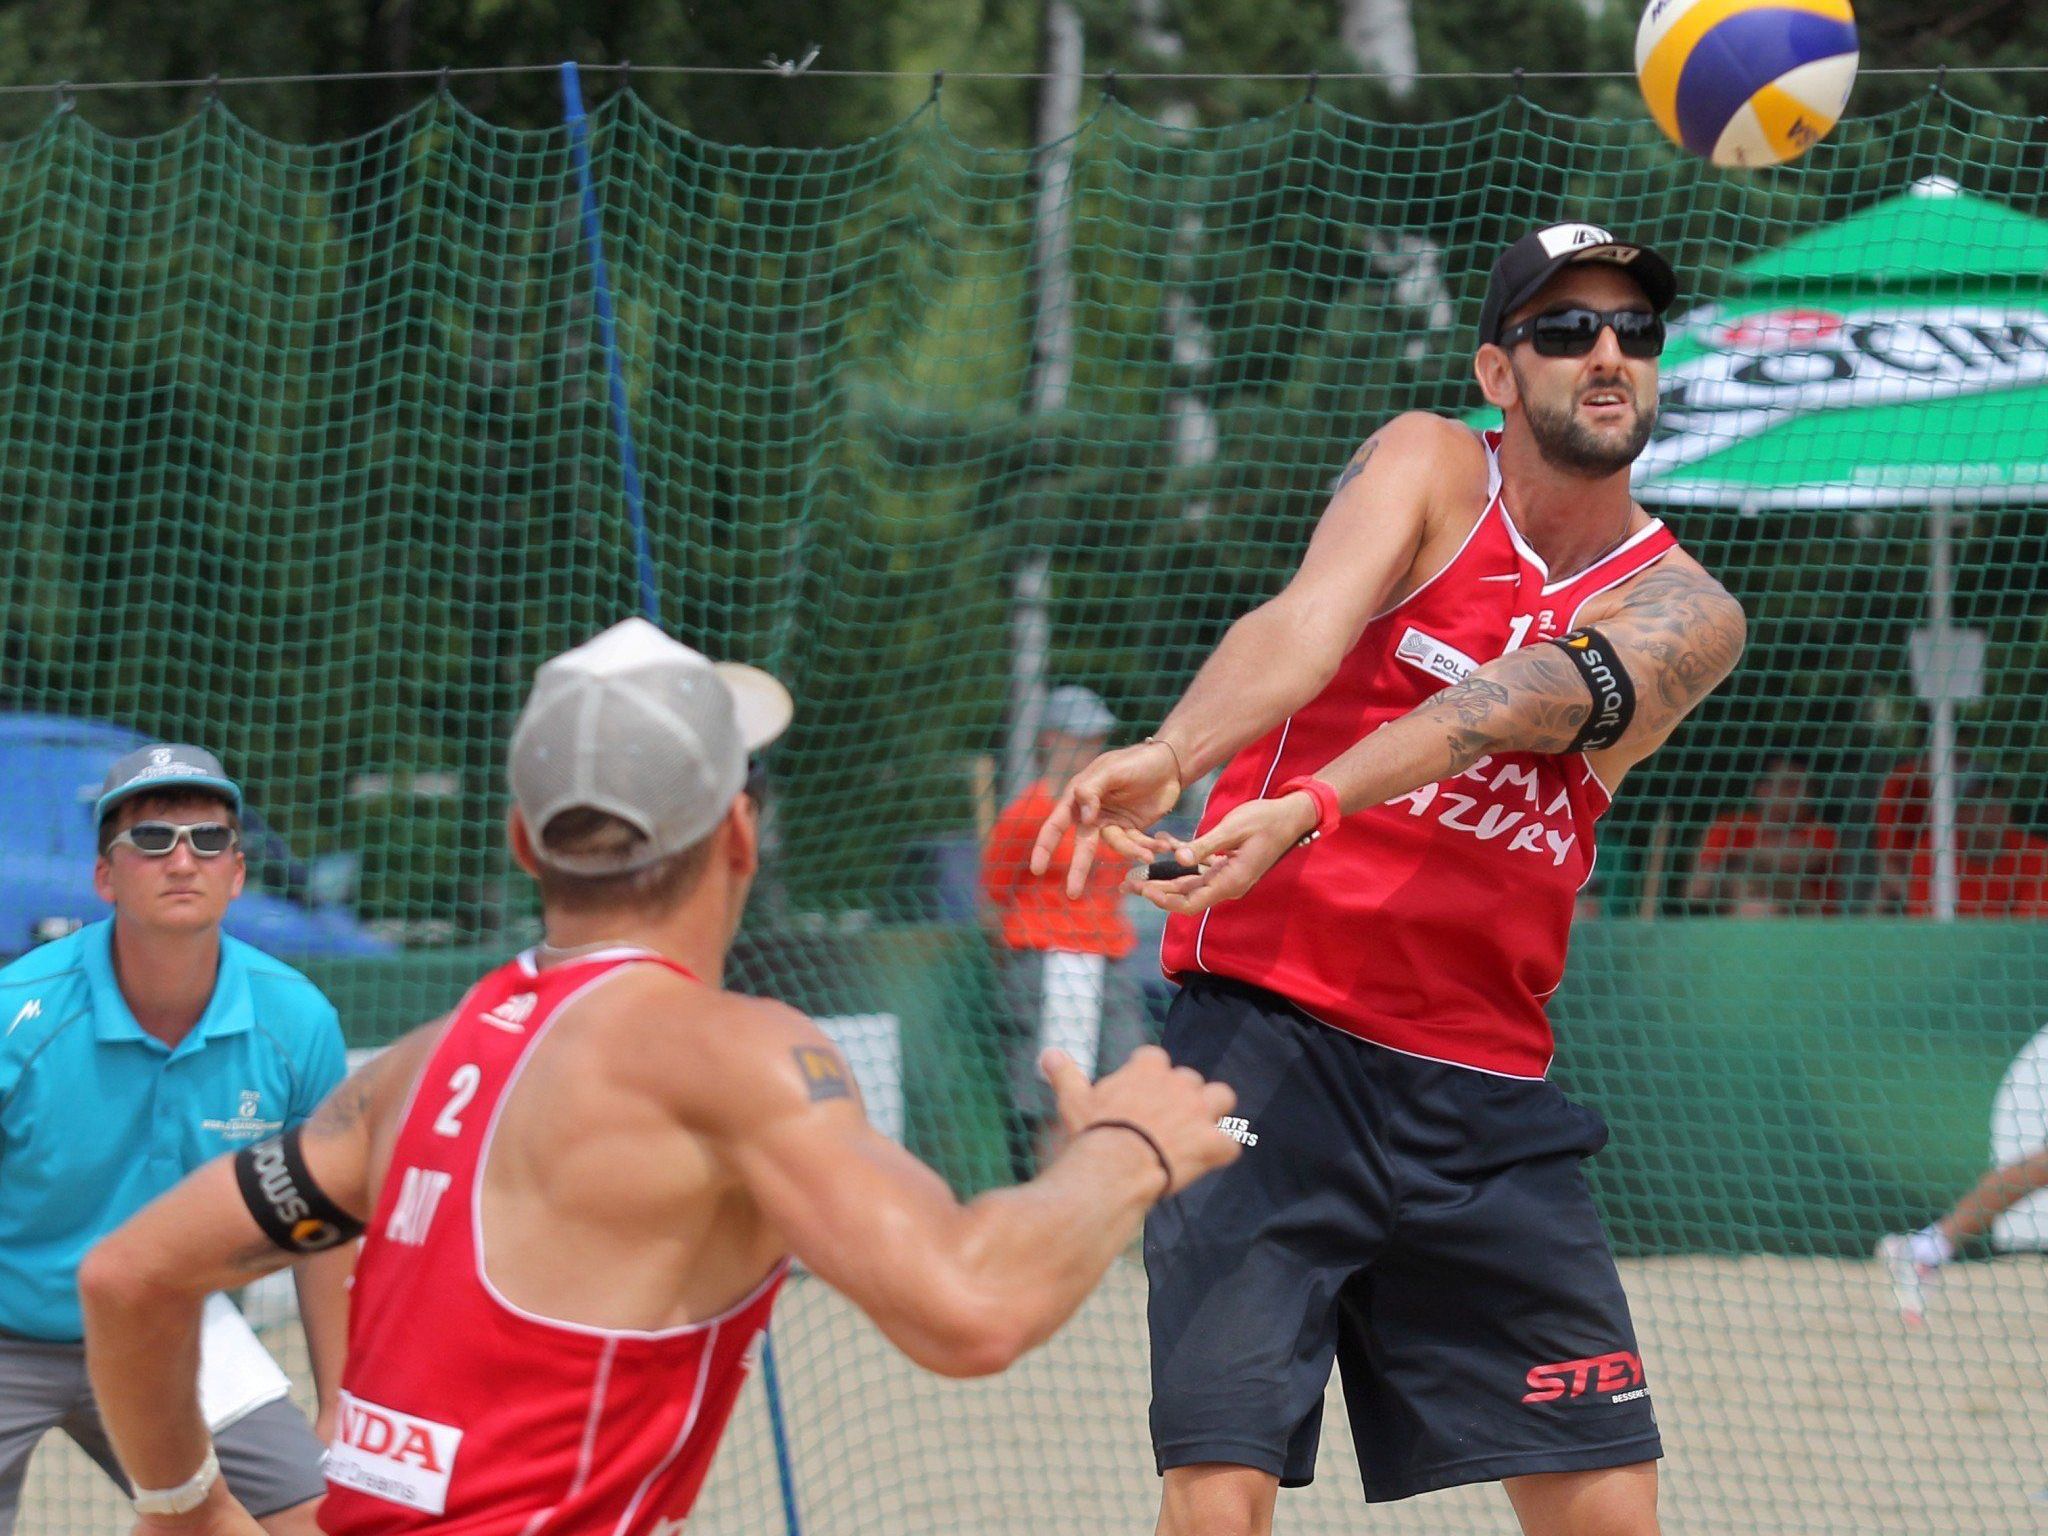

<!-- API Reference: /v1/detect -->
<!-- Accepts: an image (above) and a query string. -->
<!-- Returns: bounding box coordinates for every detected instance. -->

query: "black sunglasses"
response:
[743,755,770,807]
[108,820,240,858]
[1498,306,1665,359]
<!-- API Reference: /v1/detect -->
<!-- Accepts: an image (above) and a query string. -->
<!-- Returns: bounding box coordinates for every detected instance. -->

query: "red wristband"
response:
[1273,776,1342,841]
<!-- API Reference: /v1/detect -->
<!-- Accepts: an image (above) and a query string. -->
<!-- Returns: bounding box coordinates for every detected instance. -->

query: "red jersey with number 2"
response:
[1161,428,1679,1078]
[320,948,786,1536]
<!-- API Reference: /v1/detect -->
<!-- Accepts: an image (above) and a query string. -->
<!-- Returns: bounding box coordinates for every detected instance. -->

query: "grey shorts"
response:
[0,1334,326,1530]
[1003,949,1153,1120]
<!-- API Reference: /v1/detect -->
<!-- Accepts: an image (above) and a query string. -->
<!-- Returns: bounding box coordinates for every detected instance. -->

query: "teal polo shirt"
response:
[0,919,345,1341]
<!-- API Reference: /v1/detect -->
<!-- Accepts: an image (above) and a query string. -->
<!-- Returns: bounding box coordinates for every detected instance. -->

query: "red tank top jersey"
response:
[1161,429,1679,1078]
[320,948,787,1536]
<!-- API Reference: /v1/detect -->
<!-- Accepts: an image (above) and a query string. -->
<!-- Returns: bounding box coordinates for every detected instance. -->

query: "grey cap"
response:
[1041,685,1115,739]
[97,744,241,823]
[509,618,794,875]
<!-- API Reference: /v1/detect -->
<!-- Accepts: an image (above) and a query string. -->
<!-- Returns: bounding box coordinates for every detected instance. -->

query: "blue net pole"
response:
[557,60,804,1536]
[558,60,660,625]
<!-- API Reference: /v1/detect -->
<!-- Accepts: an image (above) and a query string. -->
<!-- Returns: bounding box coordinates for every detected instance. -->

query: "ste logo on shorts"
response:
[1521,1350,1649,1406]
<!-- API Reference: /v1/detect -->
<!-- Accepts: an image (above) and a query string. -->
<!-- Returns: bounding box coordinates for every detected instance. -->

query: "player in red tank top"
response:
[81,620,1242,1536]
[1035,227,1747,1536]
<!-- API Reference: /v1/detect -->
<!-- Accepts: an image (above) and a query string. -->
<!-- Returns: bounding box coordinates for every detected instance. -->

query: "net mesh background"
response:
[11,81,2048,1534]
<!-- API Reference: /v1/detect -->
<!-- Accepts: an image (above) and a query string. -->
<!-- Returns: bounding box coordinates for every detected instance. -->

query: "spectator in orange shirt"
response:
[1685,755,1842,915]
[984,686,1148,1166]
[1904,780,2048,919]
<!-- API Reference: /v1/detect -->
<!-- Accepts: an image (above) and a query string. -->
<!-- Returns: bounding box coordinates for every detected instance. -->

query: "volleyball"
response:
[1635,0,1859,168]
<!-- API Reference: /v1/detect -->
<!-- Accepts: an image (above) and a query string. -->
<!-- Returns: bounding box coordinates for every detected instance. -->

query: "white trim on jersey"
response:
[466,959,790,1343]
[1495,488,1670,599]
[515,946,667,978]
[1368,426,1506,625]
[1291,995,1553,1082]
[1562,534,1676,631]
[610,1322,719,1536]
[1193,714,1293,975]
[569,1339,618,1500]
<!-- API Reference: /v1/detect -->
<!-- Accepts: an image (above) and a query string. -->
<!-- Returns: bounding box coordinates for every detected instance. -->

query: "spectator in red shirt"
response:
[1874,741,1987,912]
[1904,781,2048,918]
[1685,755,1841,915]
[984,686,1148,1166]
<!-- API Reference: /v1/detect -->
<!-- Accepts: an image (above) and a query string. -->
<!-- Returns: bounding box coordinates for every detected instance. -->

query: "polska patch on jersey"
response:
[1394,626,1478,686]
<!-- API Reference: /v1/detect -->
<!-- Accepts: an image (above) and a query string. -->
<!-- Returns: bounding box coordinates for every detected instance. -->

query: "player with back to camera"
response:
[79,617,1241,1536]
[1035,225,1748,1536]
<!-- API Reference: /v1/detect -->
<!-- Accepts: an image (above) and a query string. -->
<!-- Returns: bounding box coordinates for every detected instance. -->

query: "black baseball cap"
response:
[1479,223,1678,347]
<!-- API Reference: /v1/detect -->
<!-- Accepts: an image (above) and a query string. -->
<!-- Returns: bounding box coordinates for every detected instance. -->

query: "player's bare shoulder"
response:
[1331,411,1487,504]
[577,962,863,1138]
[1332,413,1492,598]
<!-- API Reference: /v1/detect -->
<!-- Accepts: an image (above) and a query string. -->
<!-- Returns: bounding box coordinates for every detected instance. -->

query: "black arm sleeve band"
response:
[233,1124,366,1254]
[1545,626,1636,752]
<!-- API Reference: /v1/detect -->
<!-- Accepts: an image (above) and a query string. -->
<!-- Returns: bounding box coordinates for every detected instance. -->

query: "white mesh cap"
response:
[509,618,793,875]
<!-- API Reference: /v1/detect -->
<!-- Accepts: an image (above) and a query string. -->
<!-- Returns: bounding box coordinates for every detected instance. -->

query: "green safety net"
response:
[10,81,2048,1535]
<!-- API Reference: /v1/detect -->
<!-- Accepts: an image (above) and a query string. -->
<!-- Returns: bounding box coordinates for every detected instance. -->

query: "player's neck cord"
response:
[536,935,646,962]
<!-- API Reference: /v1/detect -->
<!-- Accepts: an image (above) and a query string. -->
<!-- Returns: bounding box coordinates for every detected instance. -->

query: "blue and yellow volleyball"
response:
[1636,0,1859,168]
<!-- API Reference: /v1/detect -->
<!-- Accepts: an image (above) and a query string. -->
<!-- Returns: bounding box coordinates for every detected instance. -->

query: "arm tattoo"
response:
[792,1046,852,1103]
[1408,563,1745,772]
[1602,564,1747,716]
[1331,437,1379,496]
[306,1070,375,1138]
[1414,652,1592,771]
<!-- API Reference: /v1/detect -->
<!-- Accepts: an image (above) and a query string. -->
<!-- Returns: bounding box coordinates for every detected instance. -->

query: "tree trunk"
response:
[1341,0,1418,98]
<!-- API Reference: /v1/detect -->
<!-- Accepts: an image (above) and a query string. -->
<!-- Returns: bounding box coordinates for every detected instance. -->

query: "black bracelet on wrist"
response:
[1082,1119,1175,1195]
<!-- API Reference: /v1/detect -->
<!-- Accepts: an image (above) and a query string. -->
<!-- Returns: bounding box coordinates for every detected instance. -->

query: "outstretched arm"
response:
[1937,1147,2048,1247]
[80,1029,432,1531]
[700,1002,1238,1377]
[1143,554,1746,914]
[1030,413,1472,895]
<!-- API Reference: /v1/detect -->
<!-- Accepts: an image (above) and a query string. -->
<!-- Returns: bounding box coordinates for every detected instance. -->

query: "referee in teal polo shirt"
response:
[0,745,345,1534]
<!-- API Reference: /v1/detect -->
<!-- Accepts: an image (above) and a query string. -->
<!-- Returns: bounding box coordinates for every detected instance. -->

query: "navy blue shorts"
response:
[1146,977,1661,1502]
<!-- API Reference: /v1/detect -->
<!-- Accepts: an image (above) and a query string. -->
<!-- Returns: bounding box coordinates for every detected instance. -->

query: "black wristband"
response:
[1546,626,1636,752]
[1082,1118,1175,1195]
[233,1124,366,1254]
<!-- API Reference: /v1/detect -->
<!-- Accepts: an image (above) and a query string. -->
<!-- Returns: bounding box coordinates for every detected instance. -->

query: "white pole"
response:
[1929,501,1959,922]
[1008,0,1083,797]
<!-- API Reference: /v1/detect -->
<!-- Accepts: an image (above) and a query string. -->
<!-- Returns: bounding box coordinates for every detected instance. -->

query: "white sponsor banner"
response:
[1637,304,2048,491]
[324,1391,464,1516]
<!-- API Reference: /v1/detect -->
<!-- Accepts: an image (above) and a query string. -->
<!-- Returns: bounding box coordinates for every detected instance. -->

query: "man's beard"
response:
[1517,371,1657,478]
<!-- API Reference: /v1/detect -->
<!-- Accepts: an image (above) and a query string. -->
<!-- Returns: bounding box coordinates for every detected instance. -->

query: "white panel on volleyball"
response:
[1710,103,1780,170]
[1774,51,1861,125]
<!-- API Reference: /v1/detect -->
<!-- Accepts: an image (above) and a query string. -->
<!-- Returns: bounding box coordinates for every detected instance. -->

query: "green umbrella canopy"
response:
[1645,179,2048,511]
[1733,178,2048,296]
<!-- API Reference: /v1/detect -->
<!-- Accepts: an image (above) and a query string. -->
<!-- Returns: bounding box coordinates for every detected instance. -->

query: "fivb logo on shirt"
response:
[325,1392,463,1515]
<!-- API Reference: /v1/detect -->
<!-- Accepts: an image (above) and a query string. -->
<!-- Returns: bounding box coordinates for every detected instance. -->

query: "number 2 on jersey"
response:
[434,1063,483,1138]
